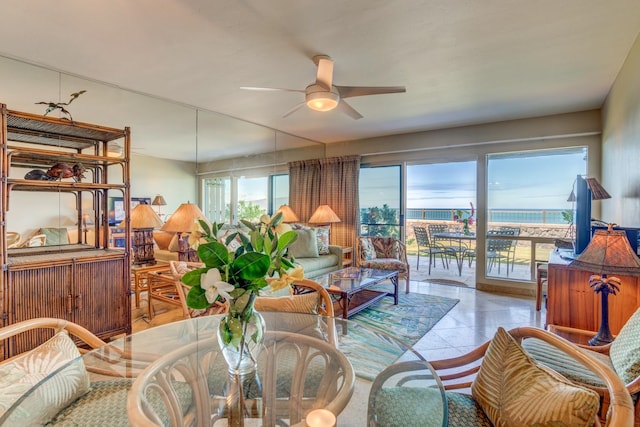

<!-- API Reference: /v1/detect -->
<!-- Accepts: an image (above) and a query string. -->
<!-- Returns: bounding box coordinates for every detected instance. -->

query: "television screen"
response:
[574,175,591,255]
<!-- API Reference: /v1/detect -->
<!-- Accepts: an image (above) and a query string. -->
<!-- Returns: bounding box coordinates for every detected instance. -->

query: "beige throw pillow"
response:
[289,229,319,258]
[0,330,90,425]
[471,327,600,427]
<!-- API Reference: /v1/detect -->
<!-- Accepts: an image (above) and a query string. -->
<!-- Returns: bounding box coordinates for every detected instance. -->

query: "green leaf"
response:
[186,285,210,310]
[240,219,256,231]
[233,252,270,280]
[198,219,212,238]
[197,241,229,268]
[181,269,205,286]
[271,211,283,226]
[251,232,264,252]
[277,230,298,251]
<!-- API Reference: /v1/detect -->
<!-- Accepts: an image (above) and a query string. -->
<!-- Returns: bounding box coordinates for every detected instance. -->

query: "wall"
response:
[602,33,640,227]
[130,153,197,219]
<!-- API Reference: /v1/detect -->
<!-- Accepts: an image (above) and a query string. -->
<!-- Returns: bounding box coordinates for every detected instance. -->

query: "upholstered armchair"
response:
[357,236,410,293]
[368,326,633,426]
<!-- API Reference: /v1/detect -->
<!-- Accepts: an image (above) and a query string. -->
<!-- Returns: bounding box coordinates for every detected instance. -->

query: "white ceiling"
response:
[1,0,639,162]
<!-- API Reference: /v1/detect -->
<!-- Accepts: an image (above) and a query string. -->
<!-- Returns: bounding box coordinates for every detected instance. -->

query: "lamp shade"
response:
[585,177,611,201]
[161,202,206,233]
[130,204,163,229]
[308,205,341,224]
[151,195,167,206]
[570,225,640,276]
[275,205,300,223]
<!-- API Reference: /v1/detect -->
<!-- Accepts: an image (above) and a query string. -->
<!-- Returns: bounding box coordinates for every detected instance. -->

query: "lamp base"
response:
[588,331,615,346]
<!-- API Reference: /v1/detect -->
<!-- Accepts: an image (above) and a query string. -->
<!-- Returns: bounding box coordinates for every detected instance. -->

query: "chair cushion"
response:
[289,229,319,258]
[255,292,320,314]
[372,387,447,427]
[472,327,600,427]
[39,227,70,245]
[49,378,192,426]
[0,330,89,425]
[522,337,611,388]
[446,392,493,427]
[360,238,377,260]
[360,258,408,273]
[610,307,640,385]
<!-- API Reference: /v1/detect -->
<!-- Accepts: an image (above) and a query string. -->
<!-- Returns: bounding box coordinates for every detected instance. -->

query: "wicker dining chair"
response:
[368,326,634,426]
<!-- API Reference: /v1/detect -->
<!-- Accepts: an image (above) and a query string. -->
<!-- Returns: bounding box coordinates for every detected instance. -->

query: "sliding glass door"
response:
[359,165,402,237]
[486,148,587,280]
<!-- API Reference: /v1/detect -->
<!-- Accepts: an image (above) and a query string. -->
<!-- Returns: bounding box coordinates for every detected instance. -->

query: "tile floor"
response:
[409,280,546,360]
[133,278,547,361]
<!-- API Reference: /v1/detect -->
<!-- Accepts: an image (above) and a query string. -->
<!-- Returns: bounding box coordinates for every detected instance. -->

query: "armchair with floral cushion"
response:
[357,236,410,293]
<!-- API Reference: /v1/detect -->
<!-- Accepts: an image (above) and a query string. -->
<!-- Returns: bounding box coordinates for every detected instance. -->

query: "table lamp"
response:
[569,223,640,345]
[130,203,163,265]
[308,205,341,226]
[275,205,300,223]
[161,202,206,261]
[152,194,167,219]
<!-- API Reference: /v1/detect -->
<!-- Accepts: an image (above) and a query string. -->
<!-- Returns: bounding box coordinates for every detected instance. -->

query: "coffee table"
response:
[314,267,399,319]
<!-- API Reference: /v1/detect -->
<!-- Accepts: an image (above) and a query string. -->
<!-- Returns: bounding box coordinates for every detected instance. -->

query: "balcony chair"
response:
[368,326,633,426]
[498,225,520,272]
[168,260,229,319]
[523,307,640,426]
[485,229,516,276]
[412,225,456,274]
[356,236,410,293]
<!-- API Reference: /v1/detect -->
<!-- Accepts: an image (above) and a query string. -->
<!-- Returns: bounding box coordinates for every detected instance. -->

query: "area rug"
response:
[337,292,459,380]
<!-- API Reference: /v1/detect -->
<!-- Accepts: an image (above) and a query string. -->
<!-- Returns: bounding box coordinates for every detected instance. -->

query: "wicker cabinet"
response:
[0,104,131,358]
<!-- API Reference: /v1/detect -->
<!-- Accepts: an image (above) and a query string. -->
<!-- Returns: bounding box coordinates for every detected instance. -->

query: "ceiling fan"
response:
[240,55,406,120]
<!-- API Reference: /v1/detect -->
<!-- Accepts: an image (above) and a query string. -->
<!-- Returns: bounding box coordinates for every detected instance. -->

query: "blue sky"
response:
[360,148,587,210]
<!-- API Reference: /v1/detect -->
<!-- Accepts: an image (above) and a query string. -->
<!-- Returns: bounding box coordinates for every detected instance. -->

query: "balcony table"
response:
[2,313,447,427]
[432,231,476,275]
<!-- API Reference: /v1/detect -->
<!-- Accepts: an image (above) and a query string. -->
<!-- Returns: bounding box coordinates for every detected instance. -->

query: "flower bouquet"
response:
[454,202,475,235]
[181,212,300,374]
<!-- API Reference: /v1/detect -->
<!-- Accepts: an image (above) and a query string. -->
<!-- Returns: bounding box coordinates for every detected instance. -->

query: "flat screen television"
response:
[573,175,591,255]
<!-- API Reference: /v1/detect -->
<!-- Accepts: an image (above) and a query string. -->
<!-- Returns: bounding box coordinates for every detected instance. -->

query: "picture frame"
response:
[108,197,151,226]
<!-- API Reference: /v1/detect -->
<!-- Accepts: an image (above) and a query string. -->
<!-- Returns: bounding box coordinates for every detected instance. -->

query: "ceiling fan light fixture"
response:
[306,90,339,112]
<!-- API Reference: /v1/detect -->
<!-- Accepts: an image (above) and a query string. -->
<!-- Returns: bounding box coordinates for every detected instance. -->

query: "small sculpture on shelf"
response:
[24,169,55,181]
[35,90,86,121]
[45,162,86,182]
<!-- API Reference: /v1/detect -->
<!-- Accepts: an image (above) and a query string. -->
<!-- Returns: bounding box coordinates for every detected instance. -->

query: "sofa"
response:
[152,224,343,278]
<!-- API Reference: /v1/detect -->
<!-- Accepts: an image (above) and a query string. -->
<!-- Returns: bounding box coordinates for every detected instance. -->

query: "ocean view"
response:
[395,208,567,225]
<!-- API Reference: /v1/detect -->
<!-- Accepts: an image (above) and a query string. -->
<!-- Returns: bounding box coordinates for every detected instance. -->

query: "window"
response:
[203,173,288,224]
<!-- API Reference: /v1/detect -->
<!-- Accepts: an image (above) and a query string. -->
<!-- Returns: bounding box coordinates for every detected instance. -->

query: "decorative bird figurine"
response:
[35,90,86,121]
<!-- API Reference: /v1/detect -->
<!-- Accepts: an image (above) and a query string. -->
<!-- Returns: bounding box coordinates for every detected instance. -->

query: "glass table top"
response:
[3,313,446,427]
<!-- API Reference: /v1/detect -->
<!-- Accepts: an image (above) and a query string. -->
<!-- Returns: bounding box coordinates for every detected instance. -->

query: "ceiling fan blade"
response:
[336,100,363,120]
[282,102,306,118]
[240,86,304,93]
[315,56,334,90]
[335,85,406,99]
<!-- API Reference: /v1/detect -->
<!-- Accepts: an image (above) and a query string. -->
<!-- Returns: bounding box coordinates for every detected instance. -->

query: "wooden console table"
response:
[546,251,640,334]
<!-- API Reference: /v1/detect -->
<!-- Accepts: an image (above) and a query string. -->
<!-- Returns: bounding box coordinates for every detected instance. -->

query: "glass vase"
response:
[217,297,265,375]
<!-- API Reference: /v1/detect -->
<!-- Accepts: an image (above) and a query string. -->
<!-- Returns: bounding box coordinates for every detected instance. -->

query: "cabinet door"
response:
[73,257,130,339]
[6,264,73,356]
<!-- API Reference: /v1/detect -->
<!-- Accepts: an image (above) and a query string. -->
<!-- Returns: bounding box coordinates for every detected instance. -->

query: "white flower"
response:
[200,268,234,304]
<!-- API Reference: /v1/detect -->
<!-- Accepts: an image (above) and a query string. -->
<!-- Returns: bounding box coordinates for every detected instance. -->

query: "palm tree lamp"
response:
[569,224,640,346]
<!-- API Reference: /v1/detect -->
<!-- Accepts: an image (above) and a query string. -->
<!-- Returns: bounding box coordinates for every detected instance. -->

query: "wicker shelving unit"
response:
[0,104,132,358]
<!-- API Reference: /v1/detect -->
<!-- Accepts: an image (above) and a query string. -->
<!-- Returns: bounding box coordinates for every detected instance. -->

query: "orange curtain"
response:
[288,155,360,249]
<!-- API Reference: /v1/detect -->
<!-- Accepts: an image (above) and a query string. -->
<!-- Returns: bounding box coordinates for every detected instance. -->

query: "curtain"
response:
[289,155,360,249]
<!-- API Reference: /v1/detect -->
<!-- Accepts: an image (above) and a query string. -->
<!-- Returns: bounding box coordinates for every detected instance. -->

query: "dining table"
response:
[2,312,447,427]
[433,231,477,275]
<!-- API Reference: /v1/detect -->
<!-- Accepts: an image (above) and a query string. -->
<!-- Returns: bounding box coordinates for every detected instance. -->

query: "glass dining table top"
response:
[3,313,447,427]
